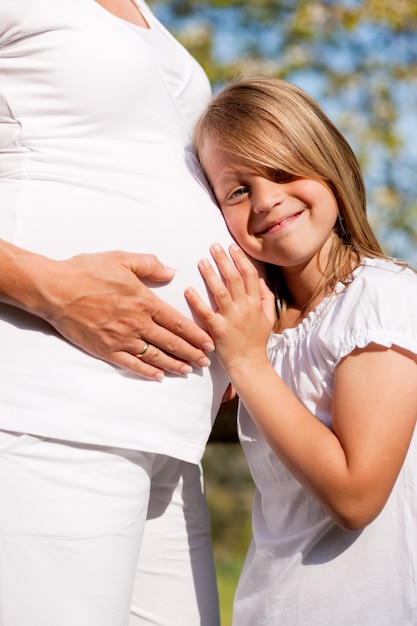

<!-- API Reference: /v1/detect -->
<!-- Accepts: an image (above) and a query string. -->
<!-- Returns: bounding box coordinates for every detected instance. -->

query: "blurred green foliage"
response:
[202,439,253,625]
[202,400,253,624]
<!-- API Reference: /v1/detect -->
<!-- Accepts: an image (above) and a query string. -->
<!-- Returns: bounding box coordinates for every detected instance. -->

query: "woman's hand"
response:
[0,243,214,380]
[185,243,275,373]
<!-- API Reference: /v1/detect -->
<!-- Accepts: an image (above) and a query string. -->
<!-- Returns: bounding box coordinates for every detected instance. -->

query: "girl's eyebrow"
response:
[215,166,253,185]
[216,172,238,185]
[208,170,238,191]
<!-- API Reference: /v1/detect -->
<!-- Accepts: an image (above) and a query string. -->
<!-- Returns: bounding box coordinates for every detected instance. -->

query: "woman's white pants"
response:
[0,431,220,625]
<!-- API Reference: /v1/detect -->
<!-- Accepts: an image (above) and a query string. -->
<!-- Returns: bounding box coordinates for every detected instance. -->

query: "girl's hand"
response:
[185,243,275,373]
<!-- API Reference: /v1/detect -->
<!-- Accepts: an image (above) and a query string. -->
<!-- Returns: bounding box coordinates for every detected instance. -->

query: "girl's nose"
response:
[251,178,285,214]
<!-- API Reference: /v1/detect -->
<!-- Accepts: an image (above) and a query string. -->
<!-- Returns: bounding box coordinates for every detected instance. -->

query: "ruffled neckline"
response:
[268,260,370,349]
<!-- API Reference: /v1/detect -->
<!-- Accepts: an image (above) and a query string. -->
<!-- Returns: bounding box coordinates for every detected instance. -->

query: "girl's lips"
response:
[258,210,304,235]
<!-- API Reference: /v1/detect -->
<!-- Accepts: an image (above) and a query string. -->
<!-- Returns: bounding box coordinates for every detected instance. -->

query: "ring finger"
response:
[132,342,196,375]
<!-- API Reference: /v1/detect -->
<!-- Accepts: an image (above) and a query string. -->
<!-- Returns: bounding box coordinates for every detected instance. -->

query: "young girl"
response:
[185,76,417,625]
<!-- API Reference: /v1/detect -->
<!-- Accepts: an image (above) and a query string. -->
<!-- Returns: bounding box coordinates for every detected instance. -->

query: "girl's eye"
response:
[229,186,249,200]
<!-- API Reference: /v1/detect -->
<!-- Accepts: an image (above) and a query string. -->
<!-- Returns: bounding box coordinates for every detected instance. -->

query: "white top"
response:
[235,258,417,625]
[0,0,233,462]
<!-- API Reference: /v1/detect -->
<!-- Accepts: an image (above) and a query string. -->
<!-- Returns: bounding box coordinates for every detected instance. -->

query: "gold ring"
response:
[135,342,149,359]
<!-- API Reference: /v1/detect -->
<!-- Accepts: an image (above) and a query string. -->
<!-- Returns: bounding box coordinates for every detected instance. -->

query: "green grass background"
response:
[202,442,254,626]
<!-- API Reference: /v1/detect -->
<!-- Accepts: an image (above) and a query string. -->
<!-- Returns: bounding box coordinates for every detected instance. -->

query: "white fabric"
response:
[0,430,219,626]
[234,258,417,625]
[0,0,233,463]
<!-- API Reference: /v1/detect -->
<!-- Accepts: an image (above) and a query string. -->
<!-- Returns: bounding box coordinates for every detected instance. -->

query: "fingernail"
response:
[199,356,211,368]
[202,341,215,352]
[154,372,165,382]
[180,364,193,375]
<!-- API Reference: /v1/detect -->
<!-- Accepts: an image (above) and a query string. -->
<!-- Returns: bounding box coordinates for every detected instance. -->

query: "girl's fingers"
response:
[207,245,246,302]
[184,285,216,325]
[185,284,228,340]
[209,243,261,300]
[197,257,234,312]
[227,244,262,295]
[186,243,266,332]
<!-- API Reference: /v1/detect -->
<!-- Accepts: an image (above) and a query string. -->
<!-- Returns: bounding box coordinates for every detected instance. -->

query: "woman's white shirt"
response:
[0,0,233,462]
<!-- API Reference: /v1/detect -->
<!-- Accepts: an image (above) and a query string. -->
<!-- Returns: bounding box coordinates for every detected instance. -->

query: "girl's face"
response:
[200,137,339,273]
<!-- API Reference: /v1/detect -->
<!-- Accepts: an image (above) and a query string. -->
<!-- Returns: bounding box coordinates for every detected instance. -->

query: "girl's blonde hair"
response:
[193,76,388,321]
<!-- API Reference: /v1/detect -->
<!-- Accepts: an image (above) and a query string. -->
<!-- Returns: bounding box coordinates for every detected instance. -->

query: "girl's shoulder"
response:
[270,257,417,357]
[342,257,417,309]
[321,257,417,365]
[351,256,417,285]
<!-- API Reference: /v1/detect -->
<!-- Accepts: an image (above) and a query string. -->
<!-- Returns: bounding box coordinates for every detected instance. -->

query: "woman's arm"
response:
[0,240,214,380]
[185,244,417,530]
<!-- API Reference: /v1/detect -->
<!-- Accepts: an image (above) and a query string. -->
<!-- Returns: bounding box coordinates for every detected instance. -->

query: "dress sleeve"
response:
[319,262,417,369]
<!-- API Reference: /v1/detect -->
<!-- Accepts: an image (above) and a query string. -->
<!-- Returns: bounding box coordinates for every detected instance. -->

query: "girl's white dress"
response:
[234,258,417,625]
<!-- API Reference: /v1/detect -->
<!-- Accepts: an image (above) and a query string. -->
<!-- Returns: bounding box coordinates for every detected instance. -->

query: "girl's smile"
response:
[255,208,306,236]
